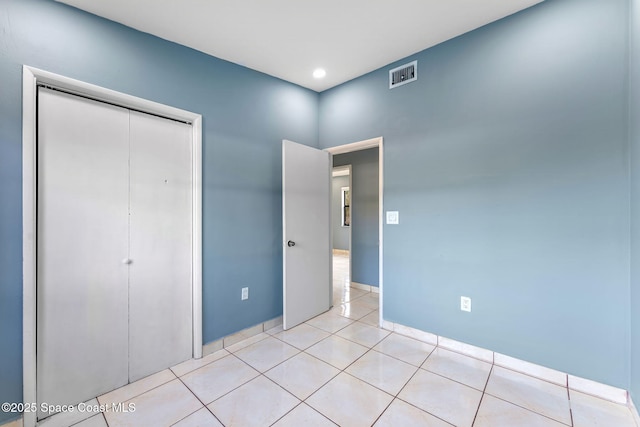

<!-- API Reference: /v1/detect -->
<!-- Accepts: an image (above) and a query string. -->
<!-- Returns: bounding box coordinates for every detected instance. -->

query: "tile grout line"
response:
[170,349,231,378]
[174,279,627,426]
[173,375,225,427]
[297,325,384,425]
[229,345,300,378]
[256,322,352,427]
[326,320,388,348]
[488,358,574,425]
[330,308,376,323]
[391,362,455,427]
[48,372,178,427]
[333,328,438,391]
[483,388,574,426]
[368,346,428,370]
[418,365,489,393]
[66,412,107,427]
[264,375,338,427]
[269,302,390,424]
[265,401,333,427]
[188,353,263,413]
[369,395,396,426]
[269,323,332,351]
[470,361,494,426]
[380,337,571,427]
[371,332,437,366]
[222,331,271,353]
[488,365,574,425]
[199,275,610,426]
[567,381,575,427]
[97,370,179,420]
[395,398,458,427]
[178,350,273,425]
[188,306,626,426]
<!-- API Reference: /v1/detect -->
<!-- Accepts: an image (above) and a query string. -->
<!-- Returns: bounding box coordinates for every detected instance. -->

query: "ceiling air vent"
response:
[389,60,417,89]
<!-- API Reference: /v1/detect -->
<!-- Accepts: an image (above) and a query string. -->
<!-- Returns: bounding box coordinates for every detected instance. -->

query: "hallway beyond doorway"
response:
[332,252,379,325]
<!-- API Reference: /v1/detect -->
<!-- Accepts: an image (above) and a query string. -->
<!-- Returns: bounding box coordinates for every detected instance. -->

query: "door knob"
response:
[122,258,132,264]
[287,240,296,247]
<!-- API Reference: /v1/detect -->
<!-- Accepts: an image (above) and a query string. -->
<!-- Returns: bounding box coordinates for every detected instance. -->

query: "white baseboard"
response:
[392,322,437,346]
[385,320,629,405]
[495,352,566,387]
[202,338,223,356]
[568,374,627,405]
[439,336,493,363]
[263,316,283,332]
[203,316,283,356]
[351,282,380,293]
[350,282,370,291]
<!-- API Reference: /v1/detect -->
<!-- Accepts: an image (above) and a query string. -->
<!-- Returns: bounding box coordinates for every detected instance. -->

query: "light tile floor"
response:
[36,254,637,427]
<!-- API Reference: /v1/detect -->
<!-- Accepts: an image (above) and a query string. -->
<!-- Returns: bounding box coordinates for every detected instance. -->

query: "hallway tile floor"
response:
[34,254,637,427]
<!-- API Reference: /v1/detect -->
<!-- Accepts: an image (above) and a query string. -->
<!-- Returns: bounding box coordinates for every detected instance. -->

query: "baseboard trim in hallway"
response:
[350,282,380,293]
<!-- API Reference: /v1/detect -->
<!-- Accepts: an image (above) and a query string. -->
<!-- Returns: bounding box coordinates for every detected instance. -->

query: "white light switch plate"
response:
[386,211,399,224]
[461,296,471,312]
[241,287,249,300]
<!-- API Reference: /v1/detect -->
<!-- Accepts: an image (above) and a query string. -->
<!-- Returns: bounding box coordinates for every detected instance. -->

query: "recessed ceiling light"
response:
[313,68,326,79]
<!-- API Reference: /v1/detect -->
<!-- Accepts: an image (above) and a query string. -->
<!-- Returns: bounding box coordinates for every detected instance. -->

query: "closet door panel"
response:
[37,88,130,416]
[128,111,193,381]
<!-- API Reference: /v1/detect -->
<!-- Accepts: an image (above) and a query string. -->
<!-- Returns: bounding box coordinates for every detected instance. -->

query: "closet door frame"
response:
[22,66,203,427]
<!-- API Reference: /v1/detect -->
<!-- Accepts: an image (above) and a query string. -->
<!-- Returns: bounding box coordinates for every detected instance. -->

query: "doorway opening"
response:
[331,165,354,308]
[326,137,383,326]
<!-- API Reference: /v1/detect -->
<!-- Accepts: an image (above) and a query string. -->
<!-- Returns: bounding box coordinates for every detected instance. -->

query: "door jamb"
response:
[22,66,203,427]
[325,137,383,327]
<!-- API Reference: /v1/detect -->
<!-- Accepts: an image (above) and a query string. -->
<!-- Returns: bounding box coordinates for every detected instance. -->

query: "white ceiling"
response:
[56,0,543,92]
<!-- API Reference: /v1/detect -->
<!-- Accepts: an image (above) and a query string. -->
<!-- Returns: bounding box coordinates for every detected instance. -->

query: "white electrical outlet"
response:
[461,296,471,312]
[386,211,399,224]
[241,287,249,300]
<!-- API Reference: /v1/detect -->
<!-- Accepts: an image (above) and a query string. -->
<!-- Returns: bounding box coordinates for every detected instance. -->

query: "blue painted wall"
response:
[0,0,318,421]
[332,175,350,251]
[631,0,640,403]
[1,0,637,420]
[320,0,630,389]
[334,149,379,287]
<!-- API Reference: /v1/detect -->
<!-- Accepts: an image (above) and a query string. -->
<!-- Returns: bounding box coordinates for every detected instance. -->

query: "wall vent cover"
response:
[389,60,417,89]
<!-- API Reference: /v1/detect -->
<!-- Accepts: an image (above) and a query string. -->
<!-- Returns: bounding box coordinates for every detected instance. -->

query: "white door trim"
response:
[22,66,203,427]
[325,137,383,327]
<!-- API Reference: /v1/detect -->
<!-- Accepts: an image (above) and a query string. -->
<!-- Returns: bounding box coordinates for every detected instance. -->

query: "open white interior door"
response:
[282,140,332,330]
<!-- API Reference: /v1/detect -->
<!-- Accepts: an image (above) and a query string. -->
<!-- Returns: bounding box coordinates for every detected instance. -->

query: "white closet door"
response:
[37,88,130,416]
[128,111,193,381]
